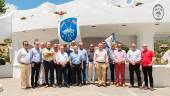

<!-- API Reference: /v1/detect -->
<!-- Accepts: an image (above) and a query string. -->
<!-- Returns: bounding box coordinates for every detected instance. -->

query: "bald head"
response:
[142,43,148,51]
[131,43,137,50]
[79,42,84,49]
[117,43,122,51]
[40,42,45,49]
[73,45,78,53]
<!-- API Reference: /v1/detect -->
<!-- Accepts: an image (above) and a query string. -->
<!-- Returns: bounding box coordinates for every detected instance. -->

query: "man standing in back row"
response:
[78,42,89,85]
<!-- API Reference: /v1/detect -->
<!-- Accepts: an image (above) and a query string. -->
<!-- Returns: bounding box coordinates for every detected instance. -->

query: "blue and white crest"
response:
[60,18,77,42]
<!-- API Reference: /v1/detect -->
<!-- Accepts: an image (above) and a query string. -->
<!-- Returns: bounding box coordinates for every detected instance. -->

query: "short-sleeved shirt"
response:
[70,52,82,65]
[141,50,155,66]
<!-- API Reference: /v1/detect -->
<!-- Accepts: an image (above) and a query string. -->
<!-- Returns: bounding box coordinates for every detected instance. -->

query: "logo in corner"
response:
[153,4,164,20]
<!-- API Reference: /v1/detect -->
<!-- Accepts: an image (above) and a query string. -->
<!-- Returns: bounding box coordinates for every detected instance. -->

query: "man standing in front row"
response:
[127,43,142,88]
[55,45,69,88]
[94,43,108,87]
[17,41,31,89]
[30,41,42,88]
[42,42,54,88]
[70,45,83,87]
[141,44,155,91]
[114,44,126,87]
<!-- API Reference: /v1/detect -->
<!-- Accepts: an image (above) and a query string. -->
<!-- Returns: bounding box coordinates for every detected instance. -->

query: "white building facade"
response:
[0,0,170,87]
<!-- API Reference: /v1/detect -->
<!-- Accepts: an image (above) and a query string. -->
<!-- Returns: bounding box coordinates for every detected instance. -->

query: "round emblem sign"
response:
[153,4,164,20]
[60,18,77,42]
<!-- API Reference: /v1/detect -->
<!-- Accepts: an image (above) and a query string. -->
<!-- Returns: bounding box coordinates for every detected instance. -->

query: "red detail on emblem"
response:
[54,11,67,16]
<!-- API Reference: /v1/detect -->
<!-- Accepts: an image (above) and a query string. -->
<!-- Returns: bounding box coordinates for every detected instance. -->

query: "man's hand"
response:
[120,61,125,64]
[131,61,135,65]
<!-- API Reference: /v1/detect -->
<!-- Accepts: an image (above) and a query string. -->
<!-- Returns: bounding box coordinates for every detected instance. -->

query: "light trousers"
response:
[96,63,107,85]
[39,64,45,84]
[20,64,31,88]
[87,62,95,82]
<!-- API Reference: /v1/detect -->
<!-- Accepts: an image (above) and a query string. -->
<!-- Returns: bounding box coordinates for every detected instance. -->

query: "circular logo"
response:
[60,18,77,42]
[153,4,164,20]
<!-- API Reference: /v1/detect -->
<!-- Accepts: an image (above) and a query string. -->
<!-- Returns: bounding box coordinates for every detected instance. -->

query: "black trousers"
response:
[57,64,68,85]
[71,64,82,84]
[67,63,72,84]
[129,63,142,86]
[54,64,60,85]
[43,60,54,85]
[109,63,115,82]
[142,66,154,87]
[31,62,41,87]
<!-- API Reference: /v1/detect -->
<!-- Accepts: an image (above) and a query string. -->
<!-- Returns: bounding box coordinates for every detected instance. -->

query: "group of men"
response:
[17,40,155,91]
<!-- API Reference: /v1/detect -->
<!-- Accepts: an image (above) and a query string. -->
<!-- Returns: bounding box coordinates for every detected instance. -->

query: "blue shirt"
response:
[79,48,89,64]
[127,49,141,63]
[70,52,82,65]
[108,48,116,63]
[30,48,42,63]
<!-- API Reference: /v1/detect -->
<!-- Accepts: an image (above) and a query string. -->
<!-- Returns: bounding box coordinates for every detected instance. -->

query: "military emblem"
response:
[60,18,78,42]
[153,4,164,20]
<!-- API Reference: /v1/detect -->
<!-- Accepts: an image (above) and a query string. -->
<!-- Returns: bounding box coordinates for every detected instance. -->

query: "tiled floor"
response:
[0,78,170,96]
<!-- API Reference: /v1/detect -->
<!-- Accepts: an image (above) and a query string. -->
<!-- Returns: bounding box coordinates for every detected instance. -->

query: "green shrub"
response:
[0,0,7,14]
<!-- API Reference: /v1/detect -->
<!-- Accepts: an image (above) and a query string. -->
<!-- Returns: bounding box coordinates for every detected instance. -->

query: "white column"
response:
[137,31,154,50]
[12,34,21,78]
[0,84,3,92]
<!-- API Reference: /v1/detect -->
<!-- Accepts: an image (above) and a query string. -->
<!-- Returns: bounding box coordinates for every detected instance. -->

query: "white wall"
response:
[0,12,13,43]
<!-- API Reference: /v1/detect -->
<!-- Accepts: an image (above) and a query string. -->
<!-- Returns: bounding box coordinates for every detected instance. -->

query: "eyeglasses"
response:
[24,44,29,46]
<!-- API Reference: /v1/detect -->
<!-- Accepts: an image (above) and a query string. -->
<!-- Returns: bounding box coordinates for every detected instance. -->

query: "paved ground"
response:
[0,78,170,96]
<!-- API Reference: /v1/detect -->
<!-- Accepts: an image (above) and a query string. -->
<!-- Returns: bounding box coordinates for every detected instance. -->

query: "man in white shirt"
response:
[17,41,31,89]
[54,45,69,88]
[127,43,142,88]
